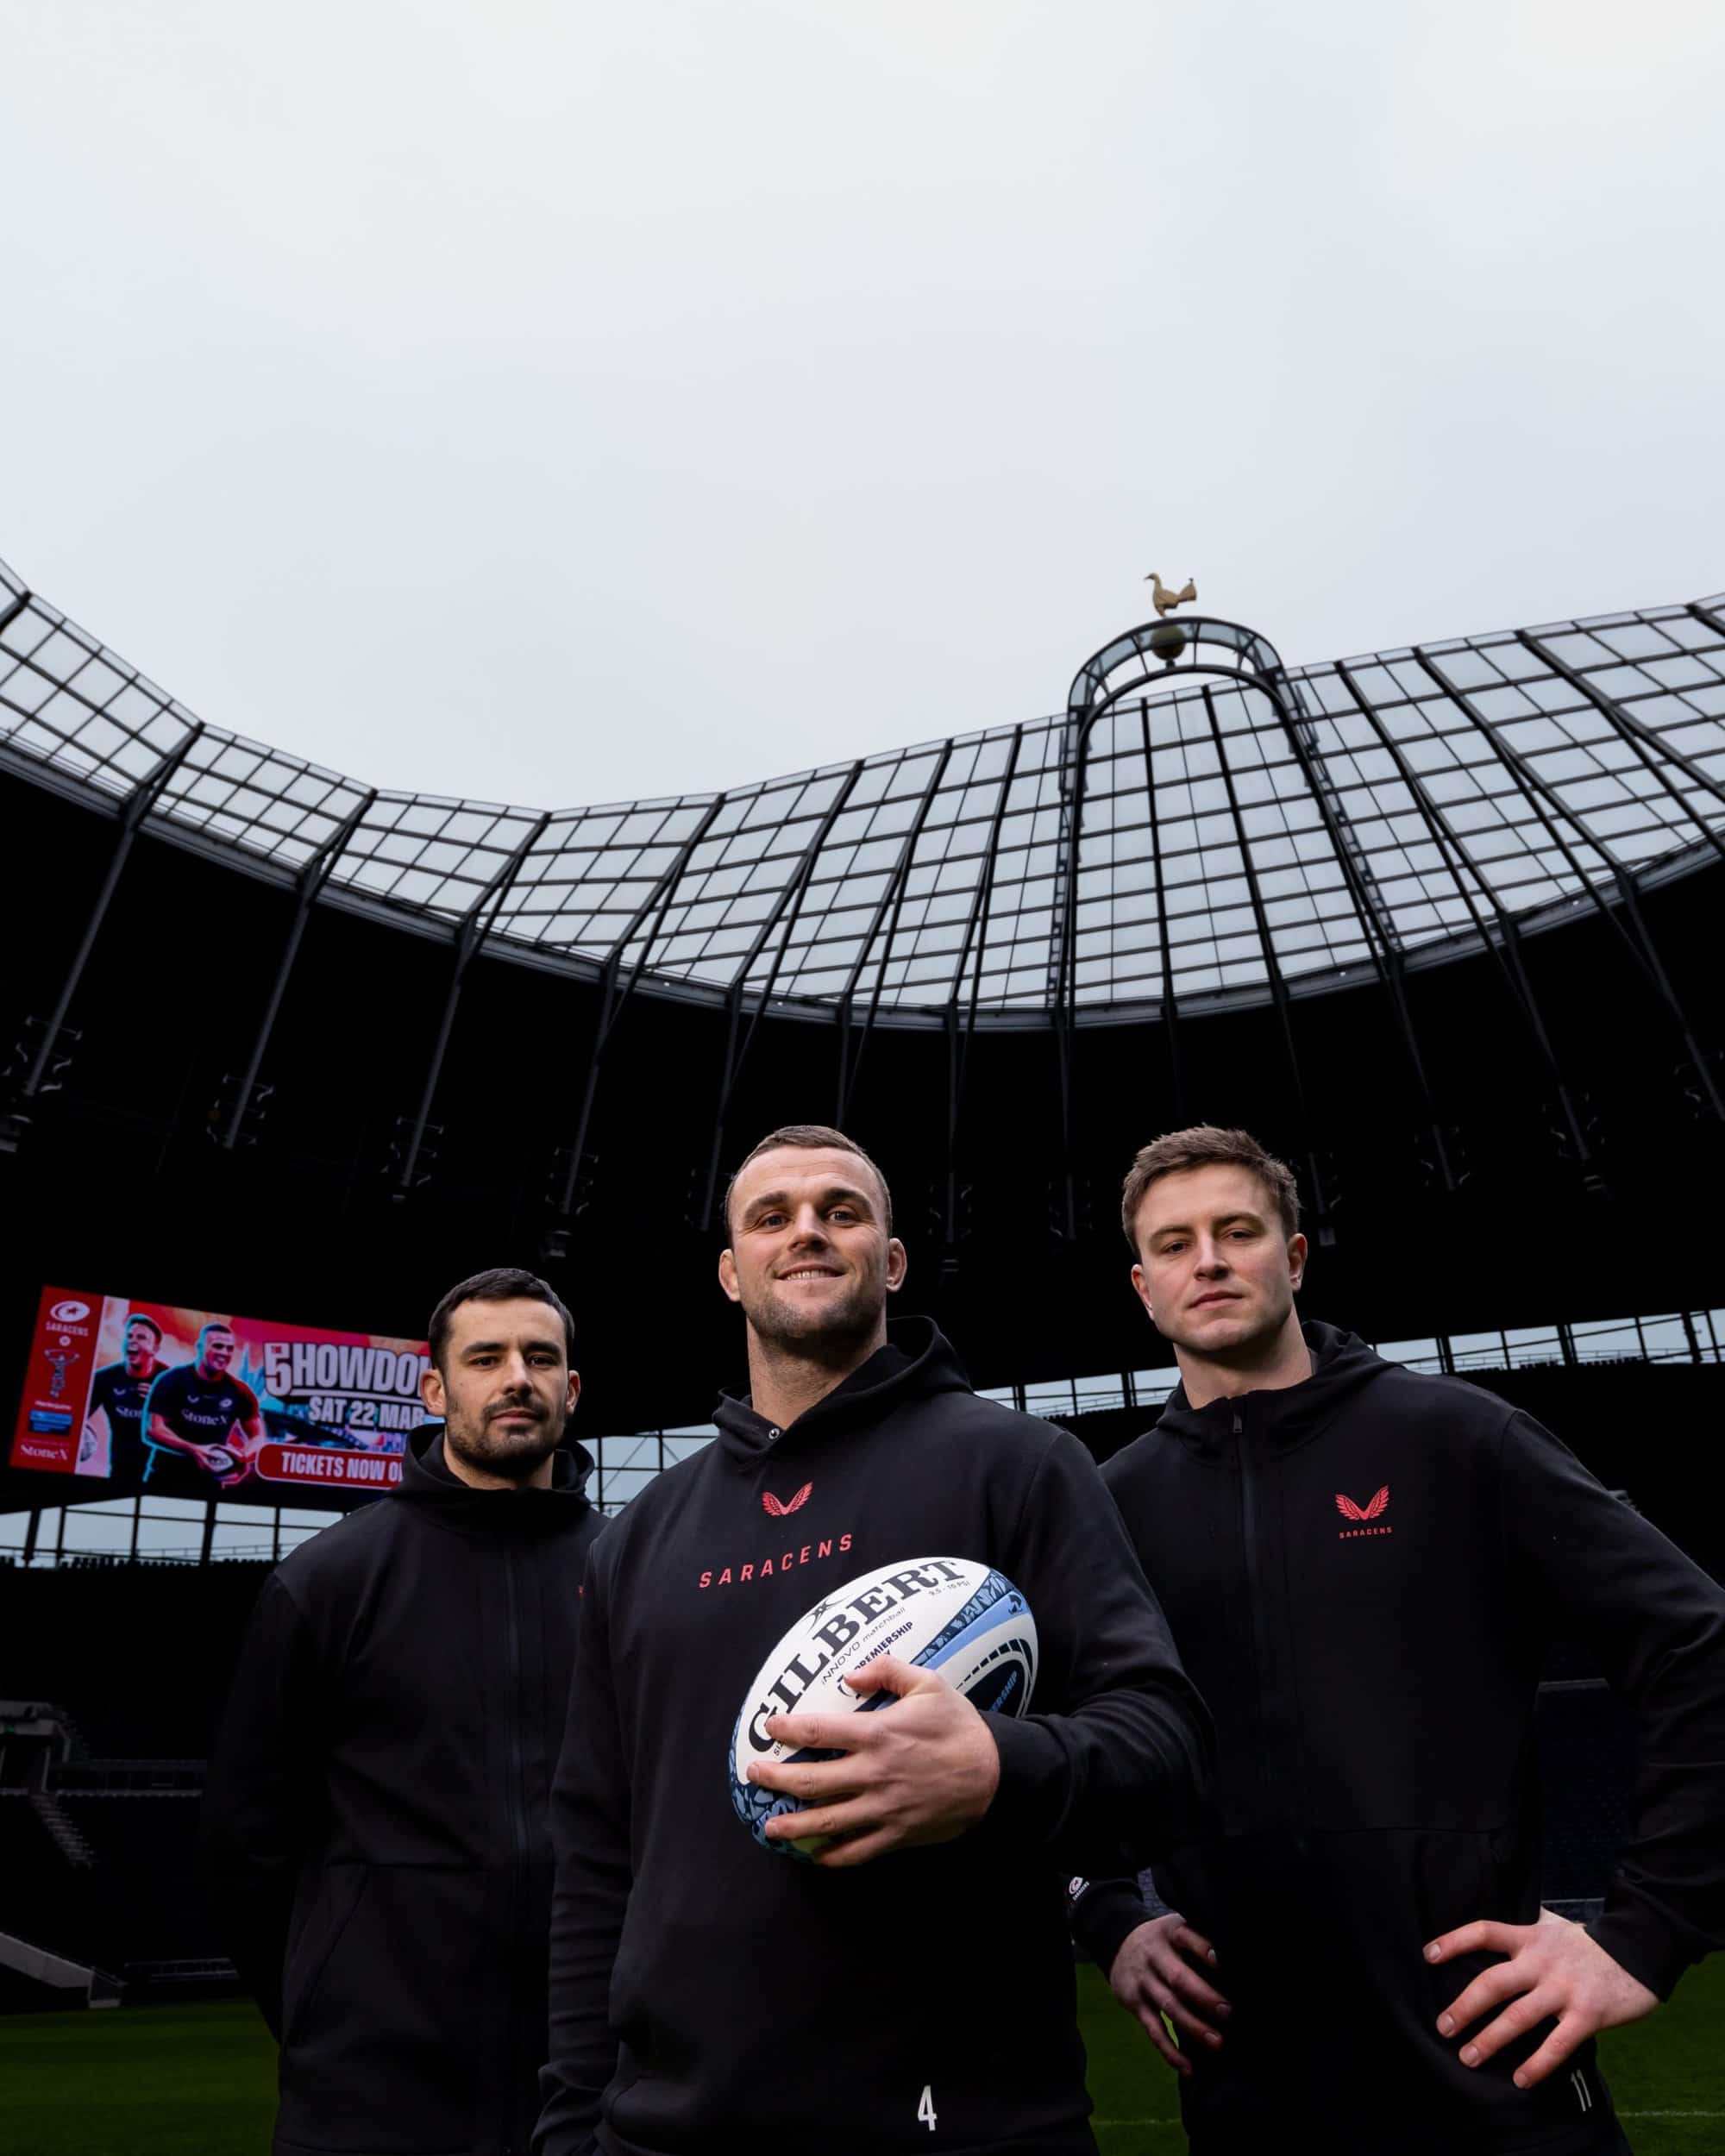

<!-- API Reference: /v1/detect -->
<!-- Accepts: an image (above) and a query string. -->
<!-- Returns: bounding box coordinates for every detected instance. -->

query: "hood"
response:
[1154,1319,1393,1459]
[712,1313,971,1468]
[392,1420,596,1534]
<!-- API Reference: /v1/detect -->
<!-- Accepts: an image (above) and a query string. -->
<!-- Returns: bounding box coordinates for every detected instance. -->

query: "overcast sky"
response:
[4,1,1721,812]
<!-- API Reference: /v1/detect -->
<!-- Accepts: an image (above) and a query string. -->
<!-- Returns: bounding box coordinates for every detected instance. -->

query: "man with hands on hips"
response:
[1074,1125,1725,2154]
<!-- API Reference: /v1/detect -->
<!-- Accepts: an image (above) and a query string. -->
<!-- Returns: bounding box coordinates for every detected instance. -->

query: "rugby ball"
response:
[729,1556,1037,1859]
[203,1446,237,1479]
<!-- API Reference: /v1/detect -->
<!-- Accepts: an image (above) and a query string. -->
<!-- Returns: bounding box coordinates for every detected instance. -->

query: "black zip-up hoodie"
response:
[203,1426,604,2156]
[1071,1322,1725,2154]
[536,1319,1213,2156]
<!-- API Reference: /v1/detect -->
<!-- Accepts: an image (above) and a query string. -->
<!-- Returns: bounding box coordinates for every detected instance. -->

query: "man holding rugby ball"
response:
[537,1124,1211,2155]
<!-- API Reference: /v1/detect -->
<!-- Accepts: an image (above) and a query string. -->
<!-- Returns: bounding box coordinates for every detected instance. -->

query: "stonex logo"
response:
[742,1559,968,1752]
[1336,1485,1392,1539]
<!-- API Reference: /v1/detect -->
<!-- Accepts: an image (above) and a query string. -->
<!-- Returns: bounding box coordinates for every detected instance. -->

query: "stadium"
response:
[3,557,1724,2152]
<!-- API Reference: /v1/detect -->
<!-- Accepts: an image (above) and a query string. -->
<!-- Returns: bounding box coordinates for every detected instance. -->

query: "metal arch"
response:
[1332,663,1597,1174]
[1054,621,1430,1207]
[835,740,957,1123]
[697,763,868,1232]
[1052,617,1392,1018]
[220,787,379,1149]
[21,724,205,1103]
[1047,619,1287,1012]
[1065,616,1289,717]
[392,812,554,1194]
[1415,649,1724,1120]
[551,793,731,1222]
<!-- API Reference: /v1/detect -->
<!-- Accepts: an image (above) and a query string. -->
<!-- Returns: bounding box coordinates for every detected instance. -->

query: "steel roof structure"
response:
[4,556,1723,1030]
[5,549,1725,1476]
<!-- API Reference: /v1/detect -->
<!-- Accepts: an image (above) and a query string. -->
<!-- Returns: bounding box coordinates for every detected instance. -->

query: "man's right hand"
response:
[1107,1914,1231,2077]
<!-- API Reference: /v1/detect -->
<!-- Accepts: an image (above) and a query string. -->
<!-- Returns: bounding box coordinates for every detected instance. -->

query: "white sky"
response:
[3,1,1722,812]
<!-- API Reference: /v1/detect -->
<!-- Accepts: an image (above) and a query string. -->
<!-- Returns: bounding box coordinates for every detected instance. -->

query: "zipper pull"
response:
[1232,1405,1242,1438]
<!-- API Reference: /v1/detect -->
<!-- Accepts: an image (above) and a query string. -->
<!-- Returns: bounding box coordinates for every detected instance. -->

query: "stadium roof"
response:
[3,555,1722,1029]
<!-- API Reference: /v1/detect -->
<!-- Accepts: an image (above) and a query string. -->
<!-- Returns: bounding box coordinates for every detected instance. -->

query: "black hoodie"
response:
[1071,1322,1725,2154]
[203,1426,604,2156]
[536,1319,1212,2156]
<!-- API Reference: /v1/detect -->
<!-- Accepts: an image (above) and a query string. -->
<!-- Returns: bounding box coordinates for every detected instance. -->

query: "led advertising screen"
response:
[10,1286,430,1503]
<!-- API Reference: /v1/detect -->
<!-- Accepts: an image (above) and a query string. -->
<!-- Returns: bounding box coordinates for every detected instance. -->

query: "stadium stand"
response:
[0,1684,229,2009]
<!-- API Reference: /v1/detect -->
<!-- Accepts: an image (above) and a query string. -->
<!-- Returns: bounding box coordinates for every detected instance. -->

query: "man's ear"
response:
[1129,1262,1155,1322]
[421,1361,447,1418]
[718,1249,743,1306]
[885,1237,908,1294]
[1288,1232,1308,1293]
[565,1369,581,1413]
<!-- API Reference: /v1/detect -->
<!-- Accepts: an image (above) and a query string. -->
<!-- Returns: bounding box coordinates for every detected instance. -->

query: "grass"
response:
[0,1999,276,2156]
[0,1962,1719,2154]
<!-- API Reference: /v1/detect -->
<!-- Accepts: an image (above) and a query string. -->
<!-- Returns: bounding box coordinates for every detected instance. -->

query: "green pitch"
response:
[0,1962,1720,2155]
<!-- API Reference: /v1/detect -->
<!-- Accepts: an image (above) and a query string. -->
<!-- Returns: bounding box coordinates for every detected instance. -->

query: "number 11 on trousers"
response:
[918,2084,937,2132]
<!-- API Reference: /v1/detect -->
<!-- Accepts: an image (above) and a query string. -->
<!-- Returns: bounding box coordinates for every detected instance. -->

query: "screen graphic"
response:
[10,1287,430,1501]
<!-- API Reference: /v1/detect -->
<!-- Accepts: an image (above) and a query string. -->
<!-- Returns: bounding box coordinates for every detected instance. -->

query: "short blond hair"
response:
[1120,1125,1301,1252]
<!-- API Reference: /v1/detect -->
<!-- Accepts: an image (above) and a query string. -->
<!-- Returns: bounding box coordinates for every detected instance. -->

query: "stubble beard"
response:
[443,1403,564,1483]
[746,1271,884,1363]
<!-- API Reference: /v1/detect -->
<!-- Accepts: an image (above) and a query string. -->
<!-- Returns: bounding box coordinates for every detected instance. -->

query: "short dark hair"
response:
[124,1313,162,1343]
[723,1123,894,1240]
[1120,1125,1302,1251]
[428,1268,576,1373]
[199,1319,235,1339]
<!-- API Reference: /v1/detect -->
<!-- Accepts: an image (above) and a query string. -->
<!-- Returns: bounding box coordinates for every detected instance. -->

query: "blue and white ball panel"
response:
[729,1556,1038,1857]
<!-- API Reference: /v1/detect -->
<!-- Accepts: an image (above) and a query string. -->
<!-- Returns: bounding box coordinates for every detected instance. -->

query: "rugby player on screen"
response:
[1071,1125,1725,2155]
[537,1124,1212,2156]
[77,1312,167,1479]
[141,1319,265,1495]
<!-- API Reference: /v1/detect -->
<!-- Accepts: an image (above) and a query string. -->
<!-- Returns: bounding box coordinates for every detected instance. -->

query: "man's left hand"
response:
[748,1655,1001,1868]
[1425,1905,1659,2087]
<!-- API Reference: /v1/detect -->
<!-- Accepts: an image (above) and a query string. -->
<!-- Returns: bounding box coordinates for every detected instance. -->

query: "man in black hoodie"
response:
[536,1123,1211,2156]
[1070,1125,1725,2155]
[204,1267,604,2156]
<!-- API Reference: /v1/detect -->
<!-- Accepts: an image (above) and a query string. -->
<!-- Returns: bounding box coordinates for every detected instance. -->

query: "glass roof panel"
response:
[3,566,1723,1019]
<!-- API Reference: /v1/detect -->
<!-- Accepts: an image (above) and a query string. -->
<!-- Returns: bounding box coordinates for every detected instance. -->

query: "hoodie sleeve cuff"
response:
[982,1712,1068,1843]
[1070,1877,1153,1977]
[1588,1897,1701,2003]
